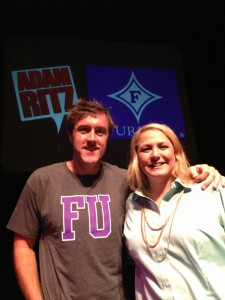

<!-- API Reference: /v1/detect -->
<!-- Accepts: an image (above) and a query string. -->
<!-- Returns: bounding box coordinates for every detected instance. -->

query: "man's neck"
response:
[66,160,101,175]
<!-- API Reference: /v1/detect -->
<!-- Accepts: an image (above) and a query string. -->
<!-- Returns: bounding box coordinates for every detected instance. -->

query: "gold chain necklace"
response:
[141,190,184,262]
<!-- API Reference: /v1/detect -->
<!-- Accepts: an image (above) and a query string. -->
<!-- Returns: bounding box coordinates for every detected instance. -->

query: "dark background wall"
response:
[1,1,225,299]
[1,0,224,168]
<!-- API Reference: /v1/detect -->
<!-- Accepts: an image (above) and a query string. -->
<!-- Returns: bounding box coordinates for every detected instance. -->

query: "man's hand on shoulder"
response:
[190,164,225,190]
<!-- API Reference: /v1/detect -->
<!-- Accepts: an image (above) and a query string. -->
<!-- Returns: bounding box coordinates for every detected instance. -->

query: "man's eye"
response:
[78,127,89,133]
[95,128,107,135]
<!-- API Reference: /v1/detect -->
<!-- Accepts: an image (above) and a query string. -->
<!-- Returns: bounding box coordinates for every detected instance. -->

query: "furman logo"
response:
[108,71,162,122]
[12,66,78,133]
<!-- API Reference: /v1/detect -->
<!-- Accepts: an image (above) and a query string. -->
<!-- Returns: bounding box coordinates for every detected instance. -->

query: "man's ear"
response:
[67,132,73,143]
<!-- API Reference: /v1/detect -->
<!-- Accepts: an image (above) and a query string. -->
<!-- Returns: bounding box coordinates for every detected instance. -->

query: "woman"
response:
[124,123,225,300]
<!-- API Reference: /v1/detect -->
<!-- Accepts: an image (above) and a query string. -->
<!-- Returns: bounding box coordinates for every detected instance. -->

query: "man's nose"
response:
[87,129,96,140]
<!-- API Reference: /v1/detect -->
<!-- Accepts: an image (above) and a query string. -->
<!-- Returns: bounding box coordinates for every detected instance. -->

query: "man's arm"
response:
[13,233,44,300]
[190,164,225,190]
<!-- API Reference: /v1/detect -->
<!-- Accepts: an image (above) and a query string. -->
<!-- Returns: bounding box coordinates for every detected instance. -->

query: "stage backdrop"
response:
[0,35,197,173]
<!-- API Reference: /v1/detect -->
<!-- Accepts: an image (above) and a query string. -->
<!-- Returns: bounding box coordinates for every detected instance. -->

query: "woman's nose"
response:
[151,147,160,157]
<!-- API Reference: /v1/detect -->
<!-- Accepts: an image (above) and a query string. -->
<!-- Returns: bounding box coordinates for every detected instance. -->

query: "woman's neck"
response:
[145,177,175,206]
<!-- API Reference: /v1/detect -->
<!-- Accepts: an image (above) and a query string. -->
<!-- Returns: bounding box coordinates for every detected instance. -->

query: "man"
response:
[7,98,225,300]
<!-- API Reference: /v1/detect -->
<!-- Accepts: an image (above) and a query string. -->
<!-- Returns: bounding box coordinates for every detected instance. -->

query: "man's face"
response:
[69,113,109,171]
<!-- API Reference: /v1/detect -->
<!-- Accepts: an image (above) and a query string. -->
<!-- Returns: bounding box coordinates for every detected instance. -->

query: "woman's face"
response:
[137,129,176,181]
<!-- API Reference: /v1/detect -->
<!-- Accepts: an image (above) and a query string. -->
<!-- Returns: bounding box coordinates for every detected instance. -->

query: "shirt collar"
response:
[133,179,192,202]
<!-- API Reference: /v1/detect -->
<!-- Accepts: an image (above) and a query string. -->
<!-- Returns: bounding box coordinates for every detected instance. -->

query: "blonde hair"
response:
[127,123,193,192]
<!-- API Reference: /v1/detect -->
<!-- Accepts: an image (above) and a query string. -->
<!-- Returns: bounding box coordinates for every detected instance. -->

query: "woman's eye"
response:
[160,145,168,149]
[141,147,150,152]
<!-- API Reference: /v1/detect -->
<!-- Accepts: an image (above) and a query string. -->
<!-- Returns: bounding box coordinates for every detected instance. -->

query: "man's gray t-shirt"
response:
[7,161,130,300]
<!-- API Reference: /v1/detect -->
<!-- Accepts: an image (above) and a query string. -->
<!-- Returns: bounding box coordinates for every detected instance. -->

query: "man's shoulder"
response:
[30,162,66,177]
[101,162,129,190]
[102,161,127,173]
